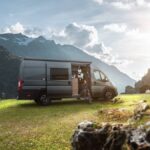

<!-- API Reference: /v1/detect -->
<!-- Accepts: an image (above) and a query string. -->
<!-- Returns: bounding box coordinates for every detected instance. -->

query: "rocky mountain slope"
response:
[0,46,20,98]
[135,69,150,93]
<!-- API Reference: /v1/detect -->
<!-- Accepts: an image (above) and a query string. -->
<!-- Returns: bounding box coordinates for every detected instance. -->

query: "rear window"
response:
[50,68,69,80]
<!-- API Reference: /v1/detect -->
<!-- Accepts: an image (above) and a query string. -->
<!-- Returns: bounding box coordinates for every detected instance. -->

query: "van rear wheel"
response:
[36,94,51,106]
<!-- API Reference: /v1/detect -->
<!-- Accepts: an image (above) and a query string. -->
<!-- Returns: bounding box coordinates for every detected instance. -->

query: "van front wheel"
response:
[104,89,114,100]
[36,94,51,106]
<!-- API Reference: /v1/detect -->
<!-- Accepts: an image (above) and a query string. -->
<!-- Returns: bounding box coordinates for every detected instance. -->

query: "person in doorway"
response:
[78,67,84,81]
[81,79,92,103]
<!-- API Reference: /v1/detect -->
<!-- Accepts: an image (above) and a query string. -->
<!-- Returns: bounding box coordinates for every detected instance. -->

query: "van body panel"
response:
[23,86,46,90]
[18,59,47,99]
[23,63,46,87]
[18,58,118,100]
[46,61,72,97]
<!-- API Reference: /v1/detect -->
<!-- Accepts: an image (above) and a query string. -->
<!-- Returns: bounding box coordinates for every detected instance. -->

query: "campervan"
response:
[18,58,118,105]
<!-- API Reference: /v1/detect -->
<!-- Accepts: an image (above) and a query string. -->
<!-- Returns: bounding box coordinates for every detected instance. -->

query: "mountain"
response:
[135,69,150,93]
[0,46,20,98]
[0,33,135,93]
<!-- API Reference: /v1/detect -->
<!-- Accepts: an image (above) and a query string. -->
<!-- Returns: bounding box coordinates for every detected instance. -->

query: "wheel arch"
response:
[102,86,116,98]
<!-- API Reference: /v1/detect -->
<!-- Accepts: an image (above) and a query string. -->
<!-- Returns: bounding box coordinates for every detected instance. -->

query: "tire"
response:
[34,99,39,103]
[104,89,114,100]
[36,94,51,106]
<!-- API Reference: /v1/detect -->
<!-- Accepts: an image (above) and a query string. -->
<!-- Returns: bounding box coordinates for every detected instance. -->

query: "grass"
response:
[0,94,150,150]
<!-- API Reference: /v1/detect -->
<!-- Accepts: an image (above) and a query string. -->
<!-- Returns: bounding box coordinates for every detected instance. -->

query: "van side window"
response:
[50,68,69,80]
[94,70,101,80]
[100,72,108,81]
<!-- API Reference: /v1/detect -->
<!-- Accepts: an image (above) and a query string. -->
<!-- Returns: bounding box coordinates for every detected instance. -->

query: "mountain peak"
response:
[33,36,56,45]
[0,33,33,46]
[0,33,27,39]
[34,36,47,43]
[37,36,45,40]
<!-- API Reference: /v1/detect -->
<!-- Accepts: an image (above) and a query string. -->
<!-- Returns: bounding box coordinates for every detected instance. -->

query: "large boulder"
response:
[71,121,150,150]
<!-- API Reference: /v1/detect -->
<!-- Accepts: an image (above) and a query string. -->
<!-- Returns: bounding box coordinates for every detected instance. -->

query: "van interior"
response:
[71,64,91,97]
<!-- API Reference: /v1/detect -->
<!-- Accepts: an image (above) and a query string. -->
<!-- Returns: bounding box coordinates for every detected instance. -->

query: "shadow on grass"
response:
[17,98,110,108]
[18,99,89,108]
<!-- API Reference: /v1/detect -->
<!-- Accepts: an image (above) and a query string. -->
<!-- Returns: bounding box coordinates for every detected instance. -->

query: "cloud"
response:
[93,0,150,9]
[52,22,130,66]
[3,22,25,34]
[52,22,99,48]
[103,23,142,38]
[104,23,127,33]
[125,28,141,37]
[111,2,133,10]
[85,43,131,66]
[93,0,103,5]
[24,27,49,38]
[0,22,50,38]
[86,42,112,54]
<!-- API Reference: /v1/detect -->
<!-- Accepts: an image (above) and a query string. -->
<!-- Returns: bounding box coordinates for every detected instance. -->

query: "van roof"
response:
[23,57,92,64]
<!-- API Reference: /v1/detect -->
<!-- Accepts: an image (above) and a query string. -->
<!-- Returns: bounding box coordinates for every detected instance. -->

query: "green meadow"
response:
[0,94,150,150]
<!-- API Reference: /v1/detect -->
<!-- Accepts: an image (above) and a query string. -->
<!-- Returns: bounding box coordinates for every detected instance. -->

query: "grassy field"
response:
[0,94,150,150]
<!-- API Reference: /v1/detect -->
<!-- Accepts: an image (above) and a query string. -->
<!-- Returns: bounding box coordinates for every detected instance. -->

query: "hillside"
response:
[0,33,135,93]
[0,46,20,98]
[135,69,150,93]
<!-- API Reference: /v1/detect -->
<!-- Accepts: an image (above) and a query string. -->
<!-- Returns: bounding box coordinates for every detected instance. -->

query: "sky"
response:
[0,0,150,80]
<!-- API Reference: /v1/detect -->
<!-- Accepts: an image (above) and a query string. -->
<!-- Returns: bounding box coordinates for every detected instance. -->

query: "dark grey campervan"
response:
[18,58,117,105]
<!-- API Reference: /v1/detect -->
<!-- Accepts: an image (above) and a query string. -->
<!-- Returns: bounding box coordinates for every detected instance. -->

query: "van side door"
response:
[46,62,72,97]
[91,70,107,97]
[22,60,46,92]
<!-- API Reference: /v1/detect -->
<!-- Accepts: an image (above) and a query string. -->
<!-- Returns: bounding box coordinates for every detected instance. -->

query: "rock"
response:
[127,118,136,125]
[111,98,123,104]
[78,121,94,130]
[140,145,150,150]
[141,103,149,112]
[145,89,150,94]
[145,121,150,127]
[71,123,112,150]
[140,100,147,103]
[145,128,150,143]
[131,101,149,122]
[118,108,128,112]
[134,102,149,113]
[71,122,150,150]
[136,113,143,120]
[103,129,126,150]
[129,142,138,150]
